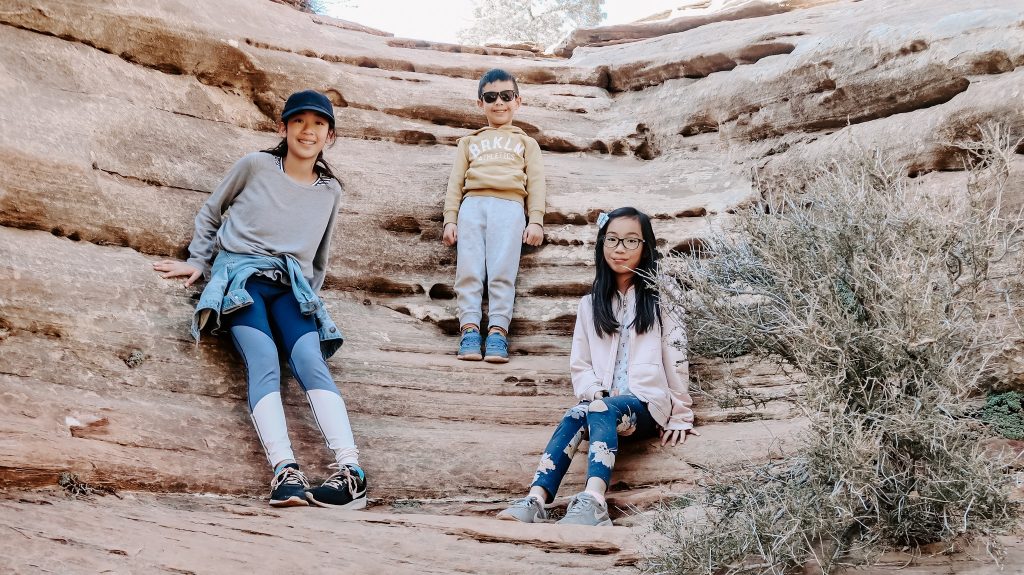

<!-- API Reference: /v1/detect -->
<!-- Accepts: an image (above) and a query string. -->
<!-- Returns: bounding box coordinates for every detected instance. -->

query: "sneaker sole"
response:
[484,355,509,363]
[305,492,368,510]
[556,518,613,527]
[269,495,309,507]
[496,512,542,523]
[457,352,483,361]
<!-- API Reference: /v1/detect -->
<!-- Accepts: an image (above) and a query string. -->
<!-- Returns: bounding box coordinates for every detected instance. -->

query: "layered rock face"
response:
[1,0,1023,571]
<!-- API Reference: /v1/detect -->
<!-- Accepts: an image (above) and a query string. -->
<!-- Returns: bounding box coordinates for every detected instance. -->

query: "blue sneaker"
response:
[457,329,483,361]
[306,463,367,510]
[269,463,310,507]
[484,331,510,363]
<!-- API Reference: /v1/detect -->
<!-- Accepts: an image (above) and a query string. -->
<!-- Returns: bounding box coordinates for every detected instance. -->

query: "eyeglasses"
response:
[602,236,644,251]
[481,90,518,104]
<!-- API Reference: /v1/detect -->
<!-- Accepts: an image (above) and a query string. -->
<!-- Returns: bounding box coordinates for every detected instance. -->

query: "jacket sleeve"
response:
[442,138,470,226]
[661,305,695,431]
[186,154,254,276]
[523,136,546,226]
[570,296,605,401]
[310,181,342,293]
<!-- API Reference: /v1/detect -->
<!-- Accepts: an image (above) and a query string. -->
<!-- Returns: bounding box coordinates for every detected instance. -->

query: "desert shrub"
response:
[981,391,1024,440]
[647,124,1024,574]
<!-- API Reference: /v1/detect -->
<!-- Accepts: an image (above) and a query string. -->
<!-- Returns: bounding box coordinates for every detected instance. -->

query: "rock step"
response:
[4,490,1022,574]
[1,227,802,499]
[0,492,639,574]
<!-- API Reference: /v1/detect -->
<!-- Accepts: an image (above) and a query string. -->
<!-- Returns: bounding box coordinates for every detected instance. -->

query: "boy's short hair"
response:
[477,69,520,99]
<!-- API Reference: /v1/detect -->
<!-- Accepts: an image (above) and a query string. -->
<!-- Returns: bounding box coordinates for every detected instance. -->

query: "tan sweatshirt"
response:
[443,124,546,226]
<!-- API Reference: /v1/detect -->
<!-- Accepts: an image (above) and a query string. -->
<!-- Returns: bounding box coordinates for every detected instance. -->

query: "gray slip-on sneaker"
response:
[497,496,548,523]
[556,492,613,526]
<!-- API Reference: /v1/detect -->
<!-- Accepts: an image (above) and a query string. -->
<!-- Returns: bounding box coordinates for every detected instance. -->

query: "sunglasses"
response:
[481,90,518,104]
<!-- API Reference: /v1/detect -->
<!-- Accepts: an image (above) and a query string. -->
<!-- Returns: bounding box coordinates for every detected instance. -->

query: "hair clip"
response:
[596,212,609,229]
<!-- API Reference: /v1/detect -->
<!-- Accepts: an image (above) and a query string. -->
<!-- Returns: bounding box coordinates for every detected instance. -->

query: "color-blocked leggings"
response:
[224,278,358,469]
[531,395,657,502]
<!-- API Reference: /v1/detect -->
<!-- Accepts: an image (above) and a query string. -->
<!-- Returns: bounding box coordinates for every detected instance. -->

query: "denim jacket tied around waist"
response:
[191,251,343,359]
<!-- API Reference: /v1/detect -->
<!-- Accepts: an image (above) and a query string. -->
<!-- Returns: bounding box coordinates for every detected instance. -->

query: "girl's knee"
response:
[588,399,609,413]
[287,331,322,360]
[562,402,589,421]
[586,400,618,431]
[291,362,338,394]
[288,335,338,394]
[587,399,623,436]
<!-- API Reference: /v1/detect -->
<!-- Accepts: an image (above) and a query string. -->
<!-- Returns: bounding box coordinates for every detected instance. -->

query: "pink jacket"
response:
[569,289,695,431]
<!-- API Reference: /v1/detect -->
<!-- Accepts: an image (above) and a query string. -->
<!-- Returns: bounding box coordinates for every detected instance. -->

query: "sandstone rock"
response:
[2,0,1023,570]
[312,14,393,37]
[0,492,639,574]
[0,227,802,498]
[554,0,835,57]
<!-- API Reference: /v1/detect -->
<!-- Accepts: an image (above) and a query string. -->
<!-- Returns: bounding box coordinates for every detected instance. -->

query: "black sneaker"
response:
[306,463,367,509]
[269,463,310,507]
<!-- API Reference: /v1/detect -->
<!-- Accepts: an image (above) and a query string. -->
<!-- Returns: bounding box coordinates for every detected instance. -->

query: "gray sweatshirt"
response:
[186,152,342,292]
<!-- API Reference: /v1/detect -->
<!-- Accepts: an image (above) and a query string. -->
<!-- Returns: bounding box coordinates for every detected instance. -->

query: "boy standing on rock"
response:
[442,68,546,363]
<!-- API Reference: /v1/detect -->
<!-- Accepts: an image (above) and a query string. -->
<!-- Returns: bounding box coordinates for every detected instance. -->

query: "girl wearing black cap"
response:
[152,90,367,509]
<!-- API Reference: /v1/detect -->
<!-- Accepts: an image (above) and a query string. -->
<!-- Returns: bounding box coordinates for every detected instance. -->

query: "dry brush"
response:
[647,125,1024,574]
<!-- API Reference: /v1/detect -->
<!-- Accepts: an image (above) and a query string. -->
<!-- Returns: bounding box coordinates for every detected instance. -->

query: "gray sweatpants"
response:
[455,196,526,331]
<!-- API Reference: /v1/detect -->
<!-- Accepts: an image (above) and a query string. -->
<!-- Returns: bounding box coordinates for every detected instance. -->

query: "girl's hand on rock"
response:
[660,428,700,447]
[152,260,202,287]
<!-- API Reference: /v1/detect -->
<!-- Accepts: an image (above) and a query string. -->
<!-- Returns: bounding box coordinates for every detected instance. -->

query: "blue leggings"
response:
[224,278,358,468]
[531,395,657,502]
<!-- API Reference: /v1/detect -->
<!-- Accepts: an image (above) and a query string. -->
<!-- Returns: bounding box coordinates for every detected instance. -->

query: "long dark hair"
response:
[592,207,661,337]
[261,128,339,182]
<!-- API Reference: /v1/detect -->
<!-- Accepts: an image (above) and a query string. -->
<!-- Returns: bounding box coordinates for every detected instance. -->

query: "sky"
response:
[321,1,687,45]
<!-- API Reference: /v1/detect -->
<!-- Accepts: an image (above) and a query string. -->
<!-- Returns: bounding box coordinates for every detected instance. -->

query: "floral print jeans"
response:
[531,394,658,502]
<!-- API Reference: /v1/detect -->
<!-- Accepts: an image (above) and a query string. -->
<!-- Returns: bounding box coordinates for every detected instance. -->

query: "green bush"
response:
[981,391,1024,440]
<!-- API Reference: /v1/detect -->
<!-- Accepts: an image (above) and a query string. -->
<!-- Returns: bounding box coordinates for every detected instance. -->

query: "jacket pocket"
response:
[629,362,664,389]
[631,337,663,364]
[629,362,670,412]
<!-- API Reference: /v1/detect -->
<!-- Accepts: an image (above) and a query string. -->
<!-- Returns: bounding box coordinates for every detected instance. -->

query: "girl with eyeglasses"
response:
[497,207,698,526]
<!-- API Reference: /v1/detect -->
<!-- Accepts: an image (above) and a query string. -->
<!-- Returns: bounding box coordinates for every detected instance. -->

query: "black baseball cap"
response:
[281,90,335,128]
